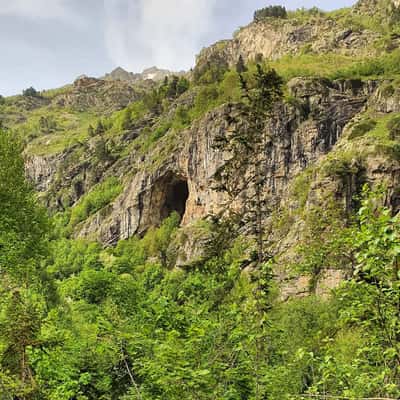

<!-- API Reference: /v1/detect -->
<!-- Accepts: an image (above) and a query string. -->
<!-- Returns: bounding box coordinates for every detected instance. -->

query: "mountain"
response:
[2,0,400,397]
[103,65,185,83]
[102,66,142,82]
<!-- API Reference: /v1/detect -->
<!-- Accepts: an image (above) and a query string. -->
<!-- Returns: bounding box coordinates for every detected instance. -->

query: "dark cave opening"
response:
[161,178,189,221]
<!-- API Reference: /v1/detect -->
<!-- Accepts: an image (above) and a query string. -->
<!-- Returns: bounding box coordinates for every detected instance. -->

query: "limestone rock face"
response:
[195,17,381,74]
[25,77,379,244]
[52,76,141,113]
[76,105,230,244]
[25,77,375,244]
[262,78,374,199]
[25,153,64,193]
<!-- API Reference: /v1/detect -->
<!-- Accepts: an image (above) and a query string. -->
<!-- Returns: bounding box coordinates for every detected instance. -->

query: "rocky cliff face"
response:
[14,0,400,295]
[355,0,400,16]
[26,76,388,246]
[195,14,381,75]
[53,76,144,113]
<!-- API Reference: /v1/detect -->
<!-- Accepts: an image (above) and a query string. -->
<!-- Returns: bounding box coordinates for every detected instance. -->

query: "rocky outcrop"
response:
[354,0,400,17]
[103,66,185,83]
[195,16,382,73]
[25,153,65,193]
[76,105,229,244]
[52,76,142,113]
[67,77,378,244]
[25,73,384,248]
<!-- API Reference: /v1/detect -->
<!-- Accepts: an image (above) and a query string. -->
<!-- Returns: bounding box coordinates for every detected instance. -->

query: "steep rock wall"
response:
[68,78,377,244]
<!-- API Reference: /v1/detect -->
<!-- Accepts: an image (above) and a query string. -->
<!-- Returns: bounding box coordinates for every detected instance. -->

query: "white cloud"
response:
[104,0,220,72]
[0,0,72,20]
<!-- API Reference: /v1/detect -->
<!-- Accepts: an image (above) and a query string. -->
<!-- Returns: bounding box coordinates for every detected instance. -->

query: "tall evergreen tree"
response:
[236,55,247,74]
[214,64,283,265]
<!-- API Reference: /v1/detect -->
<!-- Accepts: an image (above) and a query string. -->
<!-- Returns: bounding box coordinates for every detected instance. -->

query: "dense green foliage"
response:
[4,3,400,399]
[67,177,123,229]
[22,87,40,98]
[0,129,50,398]
[254,5,287,21]
[1,126,400,398]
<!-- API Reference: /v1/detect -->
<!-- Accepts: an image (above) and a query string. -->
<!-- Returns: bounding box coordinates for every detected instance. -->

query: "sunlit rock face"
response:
[26,77,382,246]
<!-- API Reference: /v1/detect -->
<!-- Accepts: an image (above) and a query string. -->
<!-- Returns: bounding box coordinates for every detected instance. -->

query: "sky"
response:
[0,0,357,96]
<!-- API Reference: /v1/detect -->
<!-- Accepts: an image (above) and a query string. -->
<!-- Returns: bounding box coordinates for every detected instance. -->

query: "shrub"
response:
[141,212,181,266]
[380,82,395,97]
[22,87,40,97]
[38,116,57,134]
[68,177,123,228]
[236,55,247,74]
[75,268,115,304]
[348,118,377,140]
[94,137,111,162]
[333,58,385,79]
[332,49,400,79]
[162,76,190,99]
[112,236,147,273]
[218,70,242,103]
[143,89,163,114]
[193,57,229,85]
[289,6,324,20]
[254,5,287,21]
[322,151,363,180]
[173,107,191,129]
[176,77,190,95]
[119,108,133,130]
[193,85,219,115]
[387,114,400,139]
[87,124,95,137]
[95,120,105,135]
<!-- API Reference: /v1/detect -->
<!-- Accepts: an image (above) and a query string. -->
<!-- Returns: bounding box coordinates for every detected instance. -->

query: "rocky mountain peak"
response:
[103,67,141,83]
[103,66,185,83]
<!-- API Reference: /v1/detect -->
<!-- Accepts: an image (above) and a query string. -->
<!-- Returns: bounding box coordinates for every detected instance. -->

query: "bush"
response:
[322,151,362,180]
[75,268,115,304]
[94,137,111,162]
[332,49,400,79]
[254,5,287,21]
[22,86,40,97]
[348,118,377,140]
[387,114,400,139]
[193,85,219,115]
[333,59,385,79]
[288,6,324,20]
[38,116,57,134]
[161,76,190,99]
[146,123,172,148]
[141,212,181,266]
[68,177,123,228]
[218,70,242,103]
[193,57,229,85]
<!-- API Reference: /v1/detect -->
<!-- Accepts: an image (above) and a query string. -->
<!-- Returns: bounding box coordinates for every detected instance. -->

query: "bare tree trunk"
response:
[122,347,143,400]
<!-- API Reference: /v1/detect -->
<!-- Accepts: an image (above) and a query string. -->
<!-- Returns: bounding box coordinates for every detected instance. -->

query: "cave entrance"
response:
[160,176,189,221]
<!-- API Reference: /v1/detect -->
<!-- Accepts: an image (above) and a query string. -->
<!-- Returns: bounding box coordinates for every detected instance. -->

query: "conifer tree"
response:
[236,55,247,74]
[214,64,283,265]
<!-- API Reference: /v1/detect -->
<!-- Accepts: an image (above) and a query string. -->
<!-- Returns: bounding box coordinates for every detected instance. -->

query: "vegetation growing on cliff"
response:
[3,1,400,398]
[1,131,400,398]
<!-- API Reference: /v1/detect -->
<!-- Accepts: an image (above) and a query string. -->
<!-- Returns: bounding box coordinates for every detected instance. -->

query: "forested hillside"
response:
[1,1,400,399]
